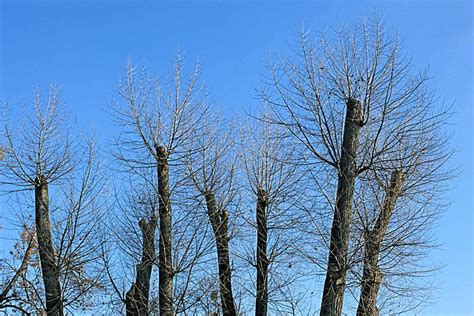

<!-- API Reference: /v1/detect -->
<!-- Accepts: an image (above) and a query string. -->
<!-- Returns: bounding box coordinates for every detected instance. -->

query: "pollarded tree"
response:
[261,18,445,315]
[351,95,452,315]
[111,57,210,315]
[185,113,238,316]
[120,182,159,316]
[102,170,213,315]
[0,87,105,315]
[240,113,307,315]
[1,88,69,315]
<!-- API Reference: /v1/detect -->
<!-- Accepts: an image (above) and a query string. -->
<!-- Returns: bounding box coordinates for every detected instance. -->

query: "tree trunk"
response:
[156,145,173,316]
[125,216,158,315]
[255,188,269,316]
[321,98,363,316]
[204,192,236,316]
[356,170,404,316]
[35,177,64,316]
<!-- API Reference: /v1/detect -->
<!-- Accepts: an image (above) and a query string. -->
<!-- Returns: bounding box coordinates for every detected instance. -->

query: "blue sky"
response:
[1,0,472,314]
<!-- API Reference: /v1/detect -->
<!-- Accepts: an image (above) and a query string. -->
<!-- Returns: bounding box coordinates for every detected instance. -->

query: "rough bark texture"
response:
[35,177,64,316]
[255,188,269,316]
[321,98,363,316]
[204,192,236,316]
[125,216,158,316]
[156,145,174,316]
[356,170,405,316]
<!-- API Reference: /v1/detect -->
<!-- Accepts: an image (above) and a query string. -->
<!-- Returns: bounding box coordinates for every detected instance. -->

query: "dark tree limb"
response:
[255,188,269,316]
[321,98,363,316]
[356,170,405,316]
[204,192,236,316]
[35,177,64,316]
[125,215,158,316]
[156,145,174,316]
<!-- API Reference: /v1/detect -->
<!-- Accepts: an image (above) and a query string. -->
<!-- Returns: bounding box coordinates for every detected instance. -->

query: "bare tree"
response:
[0,87,105,315]
[111,57,209,315]
[0,18,454,316]
[103,174,212,315]
[100,176,160,315]
[1,88,71,315]
[261,18,450,315]
[351,97,452,315]
[185,114,238,315]
[123,186,158,316]
[239,114,306,315]
[355,170,405,316]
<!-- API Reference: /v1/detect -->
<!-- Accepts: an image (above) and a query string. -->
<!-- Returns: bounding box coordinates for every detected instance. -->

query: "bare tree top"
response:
[1,86,76,190]
[112,56,210,173]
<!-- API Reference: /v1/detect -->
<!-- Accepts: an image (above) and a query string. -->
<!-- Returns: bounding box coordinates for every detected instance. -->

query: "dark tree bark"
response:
[156,145,174,316]
[204,192,236,316]
[255,188,269,316]
[35,176,64,316]
[125,216,158,316]
[356,170,405,316]
[321,98,363,316]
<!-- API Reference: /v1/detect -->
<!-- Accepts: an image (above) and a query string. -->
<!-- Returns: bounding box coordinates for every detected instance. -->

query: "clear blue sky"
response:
[1,1,472,314]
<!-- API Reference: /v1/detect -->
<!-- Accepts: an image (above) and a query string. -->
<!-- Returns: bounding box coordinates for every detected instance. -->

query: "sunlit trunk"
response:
[321,98,363,316]
[35,177,64,316]
[356,170,404,316]
[255,188,269,316]
[126,216,158,315]
[156,145,174,315]
[204,192,236,316]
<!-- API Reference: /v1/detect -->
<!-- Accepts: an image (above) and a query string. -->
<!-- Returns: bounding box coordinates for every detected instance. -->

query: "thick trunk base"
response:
[35,179,64,316]
[320,99,363,316]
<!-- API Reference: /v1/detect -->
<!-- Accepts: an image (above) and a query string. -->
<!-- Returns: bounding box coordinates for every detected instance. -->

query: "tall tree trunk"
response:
[204,192,236,316]
[255,188,269,316]
[356,170,404,316]
[321,98,363,316]
[126,216,158,315]
[35,177,64,316]
[156,145,173,315]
